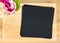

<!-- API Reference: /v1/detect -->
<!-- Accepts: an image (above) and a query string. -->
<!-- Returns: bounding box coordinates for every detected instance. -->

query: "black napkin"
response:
[20,5,55,39]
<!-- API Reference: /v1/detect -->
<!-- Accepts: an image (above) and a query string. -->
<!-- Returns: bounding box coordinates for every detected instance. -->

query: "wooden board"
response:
[21,0,56,3]
[0,3,59,43]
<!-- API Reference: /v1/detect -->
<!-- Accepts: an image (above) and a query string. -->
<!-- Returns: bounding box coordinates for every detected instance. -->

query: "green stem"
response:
[13,0,20,11]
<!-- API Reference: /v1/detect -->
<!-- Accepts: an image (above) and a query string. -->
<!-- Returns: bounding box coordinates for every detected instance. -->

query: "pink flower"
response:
[0,0,9,3]
[0,0,16,15]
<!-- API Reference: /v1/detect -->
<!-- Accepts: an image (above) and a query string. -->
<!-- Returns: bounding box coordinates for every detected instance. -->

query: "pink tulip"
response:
[0,0,16,15]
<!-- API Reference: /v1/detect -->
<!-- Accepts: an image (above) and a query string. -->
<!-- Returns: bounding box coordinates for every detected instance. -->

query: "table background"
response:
[21,0,56,3]
[0,0,60,43]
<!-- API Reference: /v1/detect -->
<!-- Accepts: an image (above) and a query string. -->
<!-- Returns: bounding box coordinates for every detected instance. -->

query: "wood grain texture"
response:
[21,0,56,3]
[0,0,60,43]
[0,3,58,43]
[0,19,2,40]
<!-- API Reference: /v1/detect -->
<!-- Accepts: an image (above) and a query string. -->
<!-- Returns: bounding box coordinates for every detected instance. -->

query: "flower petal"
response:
[0,0,16,15]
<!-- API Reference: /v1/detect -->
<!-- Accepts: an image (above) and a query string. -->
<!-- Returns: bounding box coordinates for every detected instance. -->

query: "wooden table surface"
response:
[0,1,60,43]
[21,0,56,3]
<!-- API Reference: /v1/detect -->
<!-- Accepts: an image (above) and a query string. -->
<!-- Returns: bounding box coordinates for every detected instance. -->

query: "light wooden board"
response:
[0,3,58,43]
[0,19,2,40]
[21,0,56,3]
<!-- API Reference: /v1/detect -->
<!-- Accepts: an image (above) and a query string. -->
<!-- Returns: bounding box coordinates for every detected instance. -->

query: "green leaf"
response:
[13,0,20,11]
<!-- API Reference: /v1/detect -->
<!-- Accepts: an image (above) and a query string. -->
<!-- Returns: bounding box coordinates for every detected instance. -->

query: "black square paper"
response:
[20,5,55,39]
